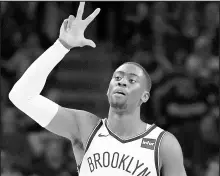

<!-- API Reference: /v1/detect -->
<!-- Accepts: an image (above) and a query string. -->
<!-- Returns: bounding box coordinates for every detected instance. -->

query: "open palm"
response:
[59,2,100,48]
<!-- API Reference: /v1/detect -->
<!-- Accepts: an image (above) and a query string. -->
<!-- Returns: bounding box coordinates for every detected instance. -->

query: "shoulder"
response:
[159,131,184,167]
[160,131,182,153]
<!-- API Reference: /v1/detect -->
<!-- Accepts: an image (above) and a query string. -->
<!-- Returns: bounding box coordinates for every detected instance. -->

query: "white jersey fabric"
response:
[78,119,166,176]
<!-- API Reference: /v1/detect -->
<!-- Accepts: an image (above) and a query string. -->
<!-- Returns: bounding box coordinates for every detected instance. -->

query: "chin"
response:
[110,101,127,110]
[108,95,128,109]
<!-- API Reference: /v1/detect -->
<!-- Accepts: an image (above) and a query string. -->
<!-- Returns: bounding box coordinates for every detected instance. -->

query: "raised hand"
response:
[59,2,100,49]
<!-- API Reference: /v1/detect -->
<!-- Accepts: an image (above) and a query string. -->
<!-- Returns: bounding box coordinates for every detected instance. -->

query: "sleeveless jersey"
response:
[78,119,166,176]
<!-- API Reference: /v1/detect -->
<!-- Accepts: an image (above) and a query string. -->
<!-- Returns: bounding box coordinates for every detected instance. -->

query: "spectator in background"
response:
[65,143,79,176]
[1,2,31,59]
[168,2,198,70]
[45,88,61,102]
[150,2,178,72]
[202,2,219,56]
[152,74,214,176]
[3,33,43,84]
[25,2,39,21]
[41,2,61,43]
[1,3,40,97]
[1,150,24,176]
[181,2,199,40]
[27,131,48,162]
[1,107,33,175]
[199,105,219,159]
[31,136,69,176]
[172,104,219,176]
[153,69,218,176]
[152,74,208,128]
[1,76,11,104]
[185,35,218,82]
[185,104,219,176]
[119,2,151,53]
[127,2,151,49]
[204,155,219,176]
[1,2,9,15]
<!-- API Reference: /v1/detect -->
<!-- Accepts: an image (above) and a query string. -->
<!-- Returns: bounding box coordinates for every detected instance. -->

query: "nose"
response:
[117,79,127,87]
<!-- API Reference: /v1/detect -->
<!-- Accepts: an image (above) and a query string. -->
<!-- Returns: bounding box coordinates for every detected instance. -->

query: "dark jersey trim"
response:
[78,119,103,173]
[105,119,157,143]
[85,119,103,153]
[154,131,166,176]
[77,164,81,173]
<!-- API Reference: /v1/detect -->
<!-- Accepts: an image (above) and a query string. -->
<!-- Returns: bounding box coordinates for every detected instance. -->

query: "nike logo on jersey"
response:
[98,133,109,137]
[141,138,156,150]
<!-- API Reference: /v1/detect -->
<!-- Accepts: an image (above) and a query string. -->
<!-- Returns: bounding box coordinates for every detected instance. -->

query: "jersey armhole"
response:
[77,119,103,172]
[154,130,166,176]
[84,119,103,153]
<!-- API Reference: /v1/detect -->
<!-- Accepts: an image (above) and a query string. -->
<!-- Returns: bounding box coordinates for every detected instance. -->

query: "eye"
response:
[114,76,122,81]
[129,79,136,84]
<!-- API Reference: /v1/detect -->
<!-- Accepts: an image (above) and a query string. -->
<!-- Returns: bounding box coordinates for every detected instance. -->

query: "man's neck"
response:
[107,107,146,138]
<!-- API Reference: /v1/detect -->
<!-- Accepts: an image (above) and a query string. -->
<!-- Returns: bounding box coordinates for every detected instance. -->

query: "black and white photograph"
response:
[1,1,219,176]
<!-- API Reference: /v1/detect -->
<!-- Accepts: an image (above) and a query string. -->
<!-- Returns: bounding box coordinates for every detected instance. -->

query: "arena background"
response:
[1,2,219,176]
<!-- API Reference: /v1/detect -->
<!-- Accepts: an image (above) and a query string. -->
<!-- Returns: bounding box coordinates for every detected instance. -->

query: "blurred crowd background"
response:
[1,2,219,176]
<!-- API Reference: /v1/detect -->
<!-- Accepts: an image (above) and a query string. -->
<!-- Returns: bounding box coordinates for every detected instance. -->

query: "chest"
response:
[82,137,156,176]
[86,135,156,164]
[79,123,163,176]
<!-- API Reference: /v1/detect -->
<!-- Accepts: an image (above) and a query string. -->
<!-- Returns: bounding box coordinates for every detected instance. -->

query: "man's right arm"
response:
[9,2,101,141]
[8,40,99,141]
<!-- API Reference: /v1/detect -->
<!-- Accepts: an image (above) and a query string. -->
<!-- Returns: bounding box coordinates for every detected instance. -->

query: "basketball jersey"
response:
[78,119,166,176]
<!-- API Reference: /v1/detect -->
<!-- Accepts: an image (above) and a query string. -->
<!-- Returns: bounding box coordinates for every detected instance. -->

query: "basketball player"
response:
[9,2,187,176]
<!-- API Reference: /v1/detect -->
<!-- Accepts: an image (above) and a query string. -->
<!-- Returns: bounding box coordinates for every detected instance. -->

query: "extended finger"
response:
[84,8,101,25]
[63,19,68,31]
[83,38,96,48]
[67,15,75,30]
[76,2,85,20]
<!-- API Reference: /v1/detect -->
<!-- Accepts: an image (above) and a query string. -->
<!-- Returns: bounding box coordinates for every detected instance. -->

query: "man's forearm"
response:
[9,40,69,101]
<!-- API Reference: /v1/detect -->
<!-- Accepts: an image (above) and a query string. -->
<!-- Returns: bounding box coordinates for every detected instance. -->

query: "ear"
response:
[141,91,149,103]
[106,88,109,96]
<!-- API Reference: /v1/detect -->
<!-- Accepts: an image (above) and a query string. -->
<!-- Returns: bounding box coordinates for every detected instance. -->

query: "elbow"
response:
[8,88,30,112]
[8,83,18,100]
[8,89,19,105]
[8,88,16,102]
[8,86,24,105]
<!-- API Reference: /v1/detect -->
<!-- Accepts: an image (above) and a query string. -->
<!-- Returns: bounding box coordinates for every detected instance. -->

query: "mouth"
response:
[113,90,126,96]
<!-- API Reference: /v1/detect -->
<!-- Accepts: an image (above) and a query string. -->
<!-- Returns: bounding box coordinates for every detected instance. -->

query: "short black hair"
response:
[122,62,152,92]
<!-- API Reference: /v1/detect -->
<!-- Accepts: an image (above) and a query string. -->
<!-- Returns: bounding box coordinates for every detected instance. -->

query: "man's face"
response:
[107,64,148,111]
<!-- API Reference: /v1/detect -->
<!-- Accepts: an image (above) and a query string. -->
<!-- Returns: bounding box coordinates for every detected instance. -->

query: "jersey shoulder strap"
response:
[154,126,167,176]
[84,119,103,153]
[77,119,103,173]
